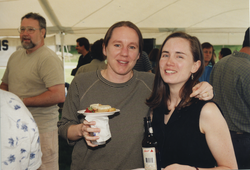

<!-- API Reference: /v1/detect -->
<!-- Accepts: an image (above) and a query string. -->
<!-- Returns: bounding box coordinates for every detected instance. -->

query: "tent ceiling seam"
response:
[188,8,248,28]
[72,0,114,27]
[136,0,181,25]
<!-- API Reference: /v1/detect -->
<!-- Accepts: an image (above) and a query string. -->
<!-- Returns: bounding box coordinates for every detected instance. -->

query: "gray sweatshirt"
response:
[58,69,154,170]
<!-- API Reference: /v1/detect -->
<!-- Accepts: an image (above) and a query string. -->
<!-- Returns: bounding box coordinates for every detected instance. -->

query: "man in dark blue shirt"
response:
[71,37,93,76]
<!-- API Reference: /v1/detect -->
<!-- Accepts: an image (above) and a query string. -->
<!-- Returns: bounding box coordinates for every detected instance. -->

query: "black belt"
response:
[230,131,250,135]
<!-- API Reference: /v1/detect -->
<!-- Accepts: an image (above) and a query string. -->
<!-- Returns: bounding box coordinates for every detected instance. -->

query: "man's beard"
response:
[21,39,36,49]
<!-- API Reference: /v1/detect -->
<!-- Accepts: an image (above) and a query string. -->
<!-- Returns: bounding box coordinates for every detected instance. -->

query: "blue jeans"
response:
[230,131,250,169]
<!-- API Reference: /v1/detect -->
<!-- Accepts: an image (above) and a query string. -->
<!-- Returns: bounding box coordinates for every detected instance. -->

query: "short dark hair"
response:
[103,21,143,57]
[91,39,105,61]
[201,42,213,49]
[21,12,46,38]
[146,32,204,111]
[243,27,250,47]
[201,42,215,65]
[76,37,90,50]
[220,48,232,58]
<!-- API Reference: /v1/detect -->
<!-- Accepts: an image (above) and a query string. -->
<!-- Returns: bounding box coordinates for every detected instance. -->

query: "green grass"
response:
[64,63,76,84]
[64,53,79,84]
[0,68,5,77]
[213,45,241,63]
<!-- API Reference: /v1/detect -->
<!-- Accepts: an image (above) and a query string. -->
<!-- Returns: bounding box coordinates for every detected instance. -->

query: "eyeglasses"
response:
[18,26,41,34]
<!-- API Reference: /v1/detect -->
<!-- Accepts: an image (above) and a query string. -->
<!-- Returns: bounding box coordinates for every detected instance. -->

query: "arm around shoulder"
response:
[190,81,213,100]
[199,102,238,169]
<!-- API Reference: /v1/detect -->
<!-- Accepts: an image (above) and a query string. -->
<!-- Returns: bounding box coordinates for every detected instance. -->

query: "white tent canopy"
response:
[0,0,249,46]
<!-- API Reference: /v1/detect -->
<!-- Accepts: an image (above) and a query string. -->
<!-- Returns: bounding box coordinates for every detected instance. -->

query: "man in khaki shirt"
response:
[0,12,65,170]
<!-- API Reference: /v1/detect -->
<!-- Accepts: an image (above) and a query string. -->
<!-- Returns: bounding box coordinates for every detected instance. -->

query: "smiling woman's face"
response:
[159,37,200,87]
[103,26,140,77]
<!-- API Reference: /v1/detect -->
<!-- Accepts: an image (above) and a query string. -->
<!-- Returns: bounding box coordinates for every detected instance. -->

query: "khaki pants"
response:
[38,129,59,170]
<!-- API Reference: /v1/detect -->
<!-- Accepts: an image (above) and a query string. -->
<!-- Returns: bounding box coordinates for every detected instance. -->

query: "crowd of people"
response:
[0,11,249,170]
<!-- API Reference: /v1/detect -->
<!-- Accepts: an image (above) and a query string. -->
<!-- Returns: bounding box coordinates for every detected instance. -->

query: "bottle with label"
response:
[142,116,161,170]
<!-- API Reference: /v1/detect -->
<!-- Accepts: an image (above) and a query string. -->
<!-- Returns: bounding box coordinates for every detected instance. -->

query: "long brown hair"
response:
[146,32,204,113]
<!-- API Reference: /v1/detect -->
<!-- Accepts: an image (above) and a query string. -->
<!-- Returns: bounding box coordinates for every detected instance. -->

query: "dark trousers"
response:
[230,131,250,169]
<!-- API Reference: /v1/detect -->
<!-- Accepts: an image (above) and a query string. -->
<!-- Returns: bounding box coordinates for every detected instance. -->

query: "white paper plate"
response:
[77,109,120,117]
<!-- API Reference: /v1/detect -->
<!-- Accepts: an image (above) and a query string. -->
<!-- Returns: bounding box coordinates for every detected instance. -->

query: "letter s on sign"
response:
[2,40,9,51]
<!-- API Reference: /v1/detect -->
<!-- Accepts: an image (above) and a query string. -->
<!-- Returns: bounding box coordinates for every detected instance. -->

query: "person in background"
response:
[210,27,250,169]
[75,39,106,75]
[133,51,153,72]
[1,89,42,169]
[218,48,232,60]
[0,12,65,170]
[147,32,237,170]
[199,42,215,82]
[58,21,214,169]
[71,37,93,76]
[149,48,159,73]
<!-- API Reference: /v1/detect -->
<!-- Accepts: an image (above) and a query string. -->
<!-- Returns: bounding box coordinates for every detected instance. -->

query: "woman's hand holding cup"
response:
[82,120,100,147]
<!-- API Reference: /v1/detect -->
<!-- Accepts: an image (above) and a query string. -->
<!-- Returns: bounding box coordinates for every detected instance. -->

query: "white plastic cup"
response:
[85,116,111,145]
[90,125,106,145]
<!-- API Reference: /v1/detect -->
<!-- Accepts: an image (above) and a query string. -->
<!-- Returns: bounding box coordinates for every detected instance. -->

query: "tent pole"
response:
[60,32,66,83]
